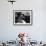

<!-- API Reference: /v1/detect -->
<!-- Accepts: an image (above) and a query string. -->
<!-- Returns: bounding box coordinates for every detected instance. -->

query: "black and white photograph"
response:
[13,10,32,25]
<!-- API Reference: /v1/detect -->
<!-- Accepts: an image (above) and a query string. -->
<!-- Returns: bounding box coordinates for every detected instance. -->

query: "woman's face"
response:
[17,14,25,23]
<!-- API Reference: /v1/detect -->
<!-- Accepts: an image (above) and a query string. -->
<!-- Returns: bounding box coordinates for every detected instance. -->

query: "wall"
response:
[0,0,46,42]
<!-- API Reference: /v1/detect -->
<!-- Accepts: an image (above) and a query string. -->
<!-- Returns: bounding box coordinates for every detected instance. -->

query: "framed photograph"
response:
[13,10,33,25]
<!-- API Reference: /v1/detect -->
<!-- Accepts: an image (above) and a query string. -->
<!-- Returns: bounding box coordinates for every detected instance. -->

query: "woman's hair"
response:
[15,12,22,23]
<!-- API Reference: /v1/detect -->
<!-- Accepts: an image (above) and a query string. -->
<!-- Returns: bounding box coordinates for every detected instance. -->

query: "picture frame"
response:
[13,10,33,26]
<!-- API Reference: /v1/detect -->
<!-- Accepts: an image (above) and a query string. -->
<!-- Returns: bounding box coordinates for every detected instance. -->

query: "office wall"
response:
[0,0,46,41]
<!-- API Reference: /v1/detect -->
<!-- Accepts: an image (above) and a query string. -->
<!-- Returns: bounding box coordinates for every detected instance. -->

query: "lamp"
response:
[8,0,16,4]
